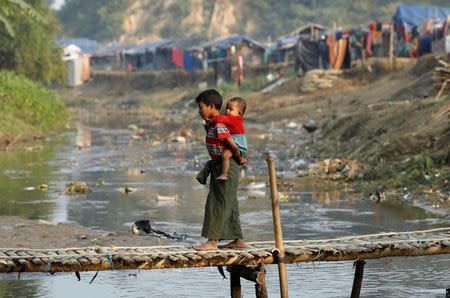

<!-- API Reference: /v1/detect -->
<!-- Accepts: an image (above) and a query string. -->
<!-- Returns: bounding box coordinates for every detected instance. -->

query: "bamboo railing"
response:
[0,227,449,273]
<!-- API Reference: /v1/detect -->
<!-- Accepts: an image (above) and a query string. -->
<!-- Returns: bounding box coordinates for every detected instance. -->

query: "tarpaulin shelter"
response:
[198,34,268,65]
[123,40,171,70]
[393,4,450,32]
[90,43,135,70]
[291,23,326,41]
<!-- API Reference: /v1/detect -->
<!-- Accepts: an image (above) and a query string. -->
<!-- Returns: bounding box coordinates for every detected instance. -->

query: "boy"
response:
[212,97,248,181]
[193,89,246,251]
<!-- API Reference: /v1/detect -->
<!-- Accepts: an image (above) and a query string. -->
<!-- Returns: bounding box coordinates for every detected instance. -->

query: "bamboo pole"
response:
[389,23,394,71]
[230,267,241,298]
[255,264,268,298]
[350,260,366,298]
[266,154,289,298]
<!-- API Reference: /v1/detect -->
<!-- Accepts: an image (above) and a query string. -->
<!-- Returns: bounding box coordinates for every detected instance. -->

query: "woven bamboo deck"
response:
[1,227,449,273]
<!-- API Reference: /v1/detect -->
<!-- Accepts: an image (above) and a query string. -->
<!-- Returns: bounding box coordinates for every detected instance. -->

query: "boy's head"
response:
[196,89,223,121]
[226,97,246,117]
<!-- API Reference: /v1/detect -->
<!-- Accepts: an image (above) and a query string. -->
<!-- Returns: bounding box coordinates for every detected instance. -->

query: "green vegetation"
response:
[58,0,133,41]
[0,0,45,37]
[0,0,65,83]
[0,70,68,142]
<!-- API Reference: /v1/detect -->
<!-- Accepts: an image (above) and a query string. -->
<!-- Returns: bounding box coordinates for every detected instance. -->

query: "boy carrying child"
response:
[193,89,247,251]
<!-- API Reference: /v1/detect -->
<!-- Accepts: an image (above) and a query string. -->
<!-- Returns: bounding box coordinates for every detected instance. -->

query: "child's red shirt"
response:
[212,115,245,134]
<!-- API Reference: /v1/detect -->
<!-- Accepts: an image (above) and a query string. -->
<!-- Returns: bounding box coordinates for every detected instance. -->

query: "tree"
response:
[0,0,65,83]
[58,0,133,41]
[0,0,45,36]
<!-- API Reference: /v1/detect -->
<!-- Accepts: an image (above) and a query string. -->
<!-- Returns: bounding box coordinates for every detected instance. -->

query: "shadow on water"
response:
[0,111,449,297]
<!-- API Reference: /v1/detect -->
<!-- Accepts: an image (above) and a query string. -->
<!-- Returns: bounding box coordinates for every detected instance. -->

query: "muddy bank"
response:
[0,216,170,249]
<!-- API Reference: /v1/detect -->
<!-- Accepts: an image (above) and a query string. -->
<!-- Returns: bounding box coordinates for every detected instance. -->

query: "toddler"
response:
[212,97,248,180]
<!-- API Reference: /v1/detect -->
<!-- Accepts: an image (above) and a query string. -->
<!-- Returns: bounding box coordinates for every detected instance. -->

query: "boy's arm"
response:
[212,115,231,126]
[223,137,247,165]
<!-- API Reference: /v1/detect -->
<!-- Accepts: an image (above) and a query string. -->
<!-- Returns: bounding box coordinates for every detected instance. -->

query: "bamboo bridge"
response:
[1,227,450,274]
[0,227,449,297]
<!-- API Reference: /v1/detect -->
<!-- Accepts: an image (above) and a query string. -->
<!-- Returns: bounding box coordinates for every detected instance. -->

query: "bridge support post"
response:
[227,264,267,298]
[230,266,241,298]
[266,154,289,298]
[350,260,366,298]
[254,264,268,298]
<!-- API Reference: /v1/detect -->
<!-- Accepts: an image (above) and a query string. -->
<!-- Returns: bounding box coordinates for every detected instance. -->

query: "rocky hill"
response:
[57,0,450,42]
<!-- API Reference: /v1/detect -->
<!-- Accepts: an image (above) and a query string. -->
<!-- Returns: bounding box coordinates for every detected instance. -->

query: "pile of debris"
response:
[308,158,360,180]
[300,69,342,93]
[434,60,450,99]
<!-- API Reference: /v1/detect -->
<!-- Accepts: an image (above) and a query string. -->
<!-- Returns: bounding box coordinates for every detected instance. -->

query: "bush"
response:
[0,71,67,138]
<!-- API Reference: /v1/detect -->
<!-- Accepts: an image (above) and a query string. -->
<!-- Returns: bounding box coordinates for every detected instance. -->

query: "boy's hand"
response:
[238,156,249,165]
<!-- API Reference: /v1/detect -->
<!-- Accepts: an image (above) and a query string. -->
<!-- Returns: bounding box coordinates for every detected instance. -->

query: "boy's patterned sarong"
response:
[201,158,243,240]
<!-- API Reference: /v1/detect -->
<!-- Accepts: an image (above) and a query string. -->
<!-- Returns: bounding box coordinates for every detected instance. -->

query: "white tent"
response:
[63,44,83,87]
[63,44,82,61]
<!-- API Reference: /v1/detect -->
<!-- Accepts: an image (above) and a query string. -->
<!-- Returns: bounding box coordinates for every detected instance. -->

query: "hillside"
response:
[58,0,450,42]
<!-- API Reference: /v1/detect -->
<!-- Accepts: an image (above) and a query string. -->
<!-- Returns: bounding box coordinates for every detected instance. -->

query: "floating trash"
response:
[247,190,266,199]
[37,184,48,191]
[286,121,298,128]
[156,194,180,201]
[278,192,289,202]
[122,186,137,194]
[243,182,266,190]
[65,181,90,195]
[172,136,186,143]
[23,186,36,191]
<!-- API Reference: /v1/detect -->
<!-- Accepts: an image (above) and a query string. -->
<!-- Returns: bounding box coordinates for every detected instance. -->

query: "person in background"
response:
[318,34,329,69]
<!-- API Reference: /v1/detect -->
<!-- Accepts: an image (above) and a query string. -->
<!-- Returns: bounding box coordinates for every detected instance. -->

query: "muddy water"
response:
[0,113,449,297]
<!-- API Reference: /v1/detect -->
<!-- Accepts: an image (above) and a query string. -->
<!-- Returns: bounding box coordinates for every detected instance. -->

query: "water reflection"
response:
[1,255,449,297]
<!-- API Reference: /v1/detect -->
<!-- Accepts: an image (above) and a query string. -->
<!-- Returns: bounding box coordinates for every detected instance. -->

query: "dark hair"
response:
[195,89,222,110]
[229,96,246,115]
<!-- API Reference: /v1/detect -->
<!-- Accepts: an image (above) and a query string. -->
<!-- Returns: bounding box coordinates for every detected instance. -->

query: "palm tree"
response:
[0,0,45,37]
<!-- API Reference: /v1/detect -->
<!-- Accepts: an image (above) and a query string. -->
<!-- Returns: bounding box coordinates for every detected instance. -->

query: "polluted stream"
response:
[0,111,449,298]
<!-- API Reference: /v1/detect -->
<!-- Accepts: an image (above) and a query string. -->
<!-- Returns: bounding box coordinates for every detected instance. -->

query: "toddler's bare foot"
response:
[217,174,228,181]
[192,240,218,251]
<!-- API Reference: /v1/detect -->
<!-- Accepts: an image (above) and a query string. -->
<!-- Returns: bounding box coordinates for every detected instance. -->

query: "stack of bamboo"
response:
[434,60,450,98]
[300,69,342,93]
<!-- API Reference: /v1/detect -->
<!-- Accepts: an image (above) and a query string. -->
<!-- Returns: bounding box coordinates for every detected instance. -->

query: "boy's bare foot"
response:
[217,174,228,181]
[218,239,247,249]
[192,240,218,251]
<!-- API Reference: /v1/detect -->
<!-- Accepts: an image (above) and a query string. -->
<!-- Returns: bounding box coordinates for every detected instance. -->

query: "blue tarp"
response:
[393,4,450,31]
[276,36,299,50]
[199,34,267,51]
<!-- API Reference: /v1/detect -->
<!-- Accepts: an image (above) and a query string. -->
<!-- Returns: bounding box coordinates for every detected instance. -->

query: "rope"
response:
[1,226,448,252]
[107,253,113,269]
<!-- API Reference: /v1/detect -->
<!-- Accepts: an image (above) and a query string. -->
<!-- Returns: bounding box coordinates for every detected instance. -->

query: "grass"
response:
[0,71,68,145]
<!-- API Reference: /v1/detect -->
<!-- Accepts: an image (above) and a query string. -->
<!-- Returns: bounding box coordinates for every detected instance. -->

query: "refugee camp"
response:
[0,1,449,297]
